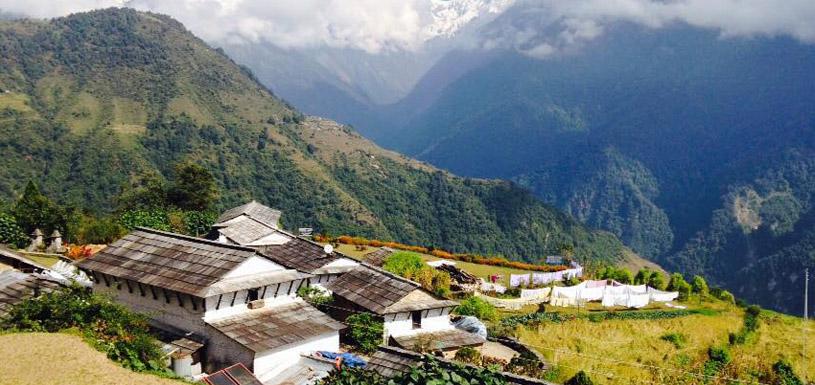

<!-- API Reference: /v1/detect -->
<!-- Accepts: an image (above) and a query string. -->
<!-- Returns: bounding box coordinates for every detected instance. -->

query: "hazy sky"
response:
[1,0,813,55]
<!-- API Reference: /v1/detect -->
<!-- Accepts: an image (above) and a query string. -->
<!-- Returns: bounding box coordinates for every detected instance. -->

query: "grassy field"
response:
[513,300,815,384]
[0,333,187,385]
[334,244,543,286]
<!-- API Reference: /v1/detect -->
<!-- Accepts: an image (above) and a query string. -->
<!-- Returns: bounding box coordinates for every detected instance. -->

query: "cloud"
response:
[0,0,814,55]
[488,0,815,59]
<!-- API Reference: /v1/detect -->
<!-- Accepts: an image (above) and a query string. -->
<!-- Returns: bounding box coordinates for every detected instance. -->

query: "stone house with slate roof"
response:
[325,263,485,353]
[211,202,358,286]
[77,227,344,383]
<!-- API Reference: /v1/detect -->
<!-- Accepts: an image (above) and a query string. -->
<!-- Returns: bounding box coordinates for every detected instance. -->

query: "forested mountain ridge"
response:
[0,8,627,263]
[257,20,815,313]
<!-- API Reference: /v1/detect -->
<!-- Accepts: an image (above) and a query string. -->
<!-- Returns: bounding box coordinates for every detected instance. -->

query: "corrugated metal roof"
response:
[206,299,344,352]
[215,201,281,229]
[0,270,63,317]
[76,228,263,297]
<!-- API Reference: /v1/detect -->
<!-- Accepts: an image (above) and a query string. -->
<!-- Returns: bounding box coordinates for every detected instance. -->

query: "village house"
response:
[211,201,358,286]
[325,263,485,354]
[76,227,344,383]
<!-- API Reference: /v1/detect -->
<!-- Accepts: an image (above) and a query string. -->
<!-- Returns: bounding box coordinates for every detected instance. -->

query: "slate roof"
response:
[76,228,276,297]
[366,346,417,378]
[325,264,456,314]
[206,299,344,353]
[217,216,282,246]
[391,329,486,351]
[361,247,394,267]
[215,201,281,228]
[367,346,552,385]
[255,237,354,274]
[0,270,63,317]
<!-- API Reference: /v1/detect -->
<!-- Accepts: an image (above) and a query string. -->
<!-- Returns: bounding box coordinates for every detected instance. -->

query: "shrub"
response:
[667,273,692,301]
[660,332,687,349]
[297,285,332,306]
[454,296,498,322]
[647,272,666,290]
[316,367,385,385]
[717,290,735,304]
[120,208,171,231]
[692,275,709,297]
[744,305,761,332]
[454,346,482,365]
[76,216,127,244]
[383,252,425,276]
[565,370,595,385]
[703,346,732,381]
[506,350,546,378]
[1,285,165,372]
[0,212,28,248]
[771,360,803,385]
[182,210,217,236]
[383,252,451,296]
[345,313,384,354]
[394,357,508,385]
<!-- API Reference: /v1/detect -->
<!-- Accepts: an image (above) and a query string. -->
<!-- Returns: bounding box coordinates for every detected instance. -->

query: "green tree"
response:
[647,272,666,290]
[667,273,692,300]
[0,212,28,248]
[692,275,709,297]
[565,370,595,385]
[167,163,219,211]
[345,313,384,354]
[12,181,67,235]
[634,268,652,285]
[383,252,425,277]
[116,172,168,211]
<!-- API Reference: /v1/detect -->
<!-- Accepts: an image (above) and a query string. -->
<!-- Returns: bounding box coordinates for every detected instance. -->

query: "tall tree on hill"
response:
[167,163,219,211]
[13,181,66,235]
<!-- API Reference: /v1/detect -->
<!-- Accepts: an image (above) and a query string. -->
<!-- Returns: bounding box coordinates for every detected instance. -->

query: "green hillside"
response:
[0,9,626,263]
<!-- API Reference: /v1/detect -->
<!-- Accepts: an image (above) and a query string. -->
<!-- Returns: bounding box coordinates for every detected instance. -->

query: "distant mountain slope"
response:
[0,8,627,263]
[250,20,815,313]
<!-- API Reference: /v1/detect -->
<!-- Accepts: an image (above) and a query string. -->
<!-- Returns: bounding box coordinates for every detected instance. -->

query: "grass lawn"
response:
[0,333,187,385]
[334,244,542,286]
[513,300,815,384]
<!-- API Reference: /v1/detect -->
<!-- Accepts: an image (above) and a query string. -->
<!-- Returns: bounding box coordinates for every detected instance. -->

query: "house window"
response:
[411,311,422,329]
[247,288,259,302]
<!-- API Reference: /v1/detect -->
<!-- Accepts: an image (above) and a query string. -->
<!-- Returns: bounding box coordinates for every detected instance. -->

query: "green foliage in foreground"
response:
[771,360,804,385]
[660,332,688,349]
[454,296,498,322]
[345,313,384,354]
[317,357,508,385]
[0,285,165,372]
[501,309,716,328]
[0,211,28,248]
[702,346,732,382]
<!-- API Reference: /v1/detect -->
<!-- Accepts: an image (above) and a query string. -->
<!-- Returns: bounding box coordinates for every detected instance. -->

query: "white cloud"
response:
[0,0,814,55]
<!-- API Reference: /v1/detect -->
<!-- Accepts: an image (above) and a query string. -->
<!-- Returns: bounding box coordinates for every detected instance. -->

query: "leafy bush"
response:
[297,285,332,306]
[383,252,451,296]
[771,360,803,385]
[505,350,546,378]
[12,181,67,237]
[120,208,171,231]
[692,275,709,296]
[717,290,735,304]
[345,313,384,354]
[667,273,692,301]
[454,346,482,365]
[597,266,633,284]
[182,210,217,236]
[316,367,385,385]
[0,285,165,372]
[75,216,127,244]
[660,332,687,349]
[647,272,666,290]
[455,296,498,322]
[0,212,28,248]
[565,370,595,385]
[395,357,507,385]
[702,346,732,381]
